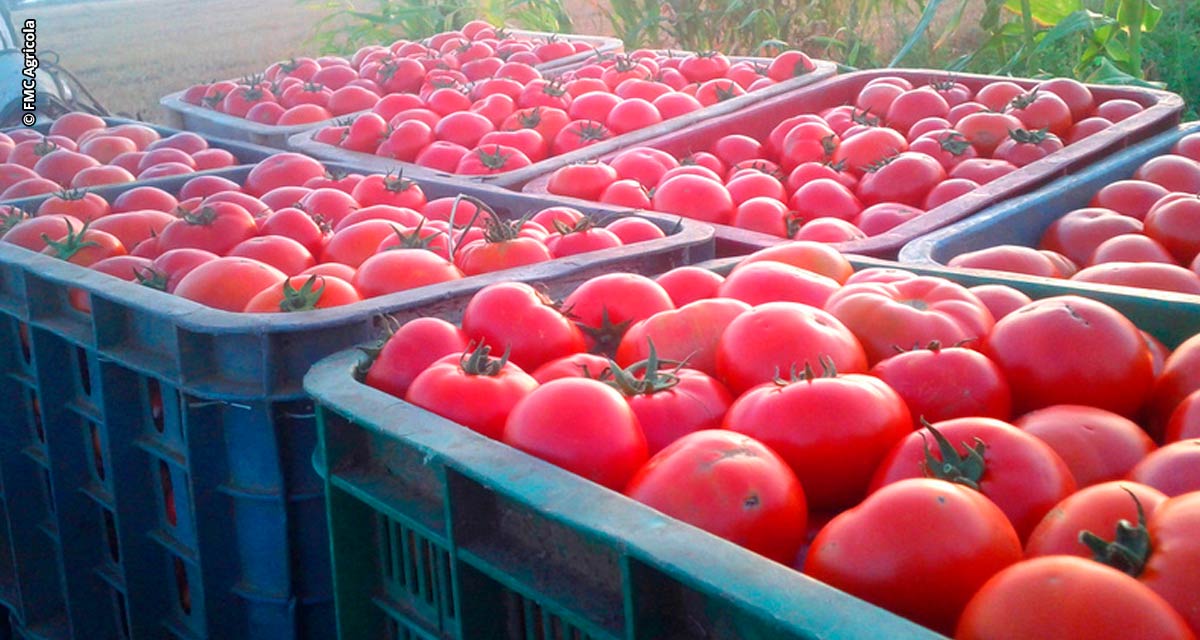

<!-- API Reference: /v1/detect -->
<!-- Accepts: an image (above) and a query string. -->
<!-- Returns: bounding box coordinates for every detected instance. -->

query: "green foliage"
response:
[1143,0,1199,118]
[300,0,573,54]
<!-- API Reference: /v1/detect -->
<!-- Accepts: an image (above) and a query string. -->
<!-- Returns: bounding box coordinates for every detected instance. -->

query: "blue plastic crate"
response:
[2,117,278,204]
[307,253,1200,640]
[0,163,712,639]
[899,122,1200,300]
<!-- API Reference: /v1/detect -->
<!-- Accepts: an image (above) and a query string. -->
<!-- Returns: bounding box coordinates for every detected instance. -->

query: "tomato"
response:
[365,317,468,399]
[778,121,838,171]
[89,210,175,253]
[1071,262,1200,295]
[1096,98,1146,123]
[173,257,286,312]
[651,174,734,224]
[766,50,814,81]
[788,178,863,223]
[957,556,1194,640]
[831,127,908,174]
[716,261,839,308]
[244,154,326,197]
[737,241,854,284]
[1006,89,1073,136]
[993,129,1065,167]
[461,282,586,372]
[854,81,905,118]
[1090,179,1169,221]
[1127,439,1200,497]
[1071,490,1200,635]
[530,353,612,384]
[654,266,723,307]
[502,378,648,490]
[3,214,87,252]
[824,275,994,364]
[49,112,106,140]
[885,87,950,134]
[1039,207,1144,266]
[242,274,360,312]
[457,229,552,275]
[33,149,101,187]
[602,217,663,245]
[1165,390,1200,442]
[1090,234,1176,270]
[1012,404,1156,487]
[625,430,806,563]
[715,302,868,396]
[955,111,1025,156]
[79,135,138,164]
[560,273,673,353]
[608,147,678,188]
[352,249,463,299]
[726,361,911,510]
[1143,195,1200,264]
[41,221,125,271]
[546,162,618,201]
[156,202,257,256]
[870,342,1010,426]
[806,478,1022,635]
[1145,331,1200,432]
[856,151,947,207]
[1025,480,1168,558]
[617,298,748,378]
[405,344,538,439]
[947,244,1076,277]
[871,418,1077,541]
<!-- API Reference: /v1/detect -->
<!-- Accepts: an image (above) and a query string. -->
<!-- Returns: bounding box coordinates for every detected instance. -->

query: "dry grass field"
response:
[13,0,344,122]
[12,0,609,125]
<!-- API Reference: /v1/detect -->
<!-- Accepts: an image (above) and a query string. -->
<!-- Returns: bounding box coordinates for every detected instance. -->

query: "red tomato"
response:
[1165,390,1200,442]
[617,298,749,379]
[885,87,950,134]
[1007,89,1073,136]
[956,556,1195,640]
[157,202,257,255]
[546,162,618,201]
[603,216,664,244]
[1148,333,1200,439]
[831,127,908,174]
[1128,439,1200,497]
[1015,405,1156,487]
[715,301,868,396]
[871,417,1077,541]
[625,430,806,563]
[947,244,1077,277]
[737,241,854,283]
[716,261,840,308]
[173,257,286,312]
[955,111,1025,156]
[364,317,468,400]
[725,363,912,510]
[824,275,994,364]
[788,178,863,223]
[1025,481,1168,558]
[654,266,724,306]
[560,273,674,353]
[530,353,612,384]
[242,274,360,312]
[352,249,463,298]
[1144,195,1200,264]
[406,344,538,439]
[461,282,586,372]
[870,342,1011,425]
[984,295,1153,416]
[605,352,732,455]
[502,378,648,490]
[244,154,326,197]
[856,151,947,207]
[1039,206,1144,265]
[1071,261,1200,295]
[806,478,1022,635]
[652,174,734,224]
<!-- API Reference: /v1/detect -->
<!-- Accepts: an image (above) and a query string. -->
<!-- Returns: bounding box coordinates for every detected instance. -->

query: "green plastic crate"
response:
[307,254,1200,639]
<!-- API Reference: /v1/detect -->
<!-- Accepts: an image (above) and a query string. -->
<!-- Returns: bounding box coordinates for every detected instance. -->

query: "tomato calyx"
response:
[279,58,301,74]
[53,188,87,202]
[773,355,838,386]
[301,82,326,94]
[381,170,417,193]
[602,340,684,395]
[572,121,611,143]
[202,92,227,108]
[1078,488,1152,577]
[133,266,170,291]
[929,77,959,91]
[540,78,569,98]
[40,218,99,262]
[0,206,31,235]
[938,132,974,155]
[851,108,880,127]
[178,206,221,227]
[238,86,266,101]
[515,107,546,129]
[611,56,643,73]
[458,342,513,377]
[863,153,900,173]
[713,82,740,102]
[473,145,515,171]
[277,274,328,312]
[920,422,988,491]
[387,220,443,251]
[551,217,598,234]
[566,305,631,356]
[1007,127,1050,144]
[33,138,59,157]
[1007,89,1040,111]
[354,314,403,377]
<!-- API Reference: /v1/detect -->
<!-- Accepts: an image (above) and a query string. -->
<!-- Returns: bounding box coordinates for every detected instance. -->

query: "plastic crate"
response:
[521,69,1184,258]
[0,165,712,640]
[308,253,1200,640]
[159,30,623,149]
[899,122,1200,300]
[285,58,839,188]
[1,117,278,204]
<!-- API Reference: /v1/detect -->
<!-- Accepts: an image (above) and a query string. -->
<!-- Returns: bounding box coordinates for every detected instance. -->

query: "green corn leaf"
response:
[1003,0,1082,25]
[1117,0,1162,31]
[1032,10,1105,54]
[889,0,944,66]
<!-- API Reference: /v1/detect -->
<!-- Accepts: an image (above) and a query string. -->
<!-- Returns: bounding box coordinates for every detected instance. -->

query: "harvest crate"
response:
[305,253,1200,640]
[159,30,623,148]
[898,122,1200,301]
[1,117,278,203]
[0,164,712,640]
[285,56,839,188]
[520,69,1184,258]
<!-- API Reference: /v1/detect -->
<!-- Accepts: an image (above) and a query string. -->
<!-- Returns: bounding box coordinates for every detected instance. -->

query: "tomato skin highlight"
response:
[625,430,807,564]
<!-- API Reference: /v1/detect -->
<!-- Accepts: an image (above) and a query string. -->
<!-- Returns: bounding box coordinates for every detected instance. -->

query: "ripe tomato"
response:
[715,302,868,396]
[242,274,360,312]
[1144,195,1200,264]
[1148,333,1200,440]
[1165,390,1200,442]
[461,282,586,372]
[173,257,286,312]
[1040,206,1144,266]
[956,556,1194,640]
[806,478,1022,635]
[993,128,1065,167]
[546,162,618,201]
[1014,405,1156,487]
[716,261,840,308]
[824,275,995,364]
[1025,481,1168,558]
[406,344,538,439]
[625,430,806,563]
[616,298,749,378]
[560,273,674,353]
[652,174,734,224]
[984,295,1154,416]
[831,127,908,174]
[955,111,1025,156]
[365,318,468,399]
[604,351,732,454]
[1128,439,1200,497]
[737,241,854,283]
[870,342,1011,425]
[244,153,326,197]
[856,151,947,207]
[654,266,723,307]
[1006,89,1073,136]
[352,249,463,298]
[502,378,648,490]
[725,362,912,511]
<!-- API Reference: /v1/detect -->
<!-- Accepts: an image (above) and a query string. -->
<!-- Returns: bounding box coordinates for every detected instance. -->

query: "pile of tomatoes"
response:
[0,112,241,200]
[309,47,817,175]
[178,21,596,126]
[0,152,667,313]
[541,75,1150,241]
[949,131,1200,295]
[363,241,1200,638]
